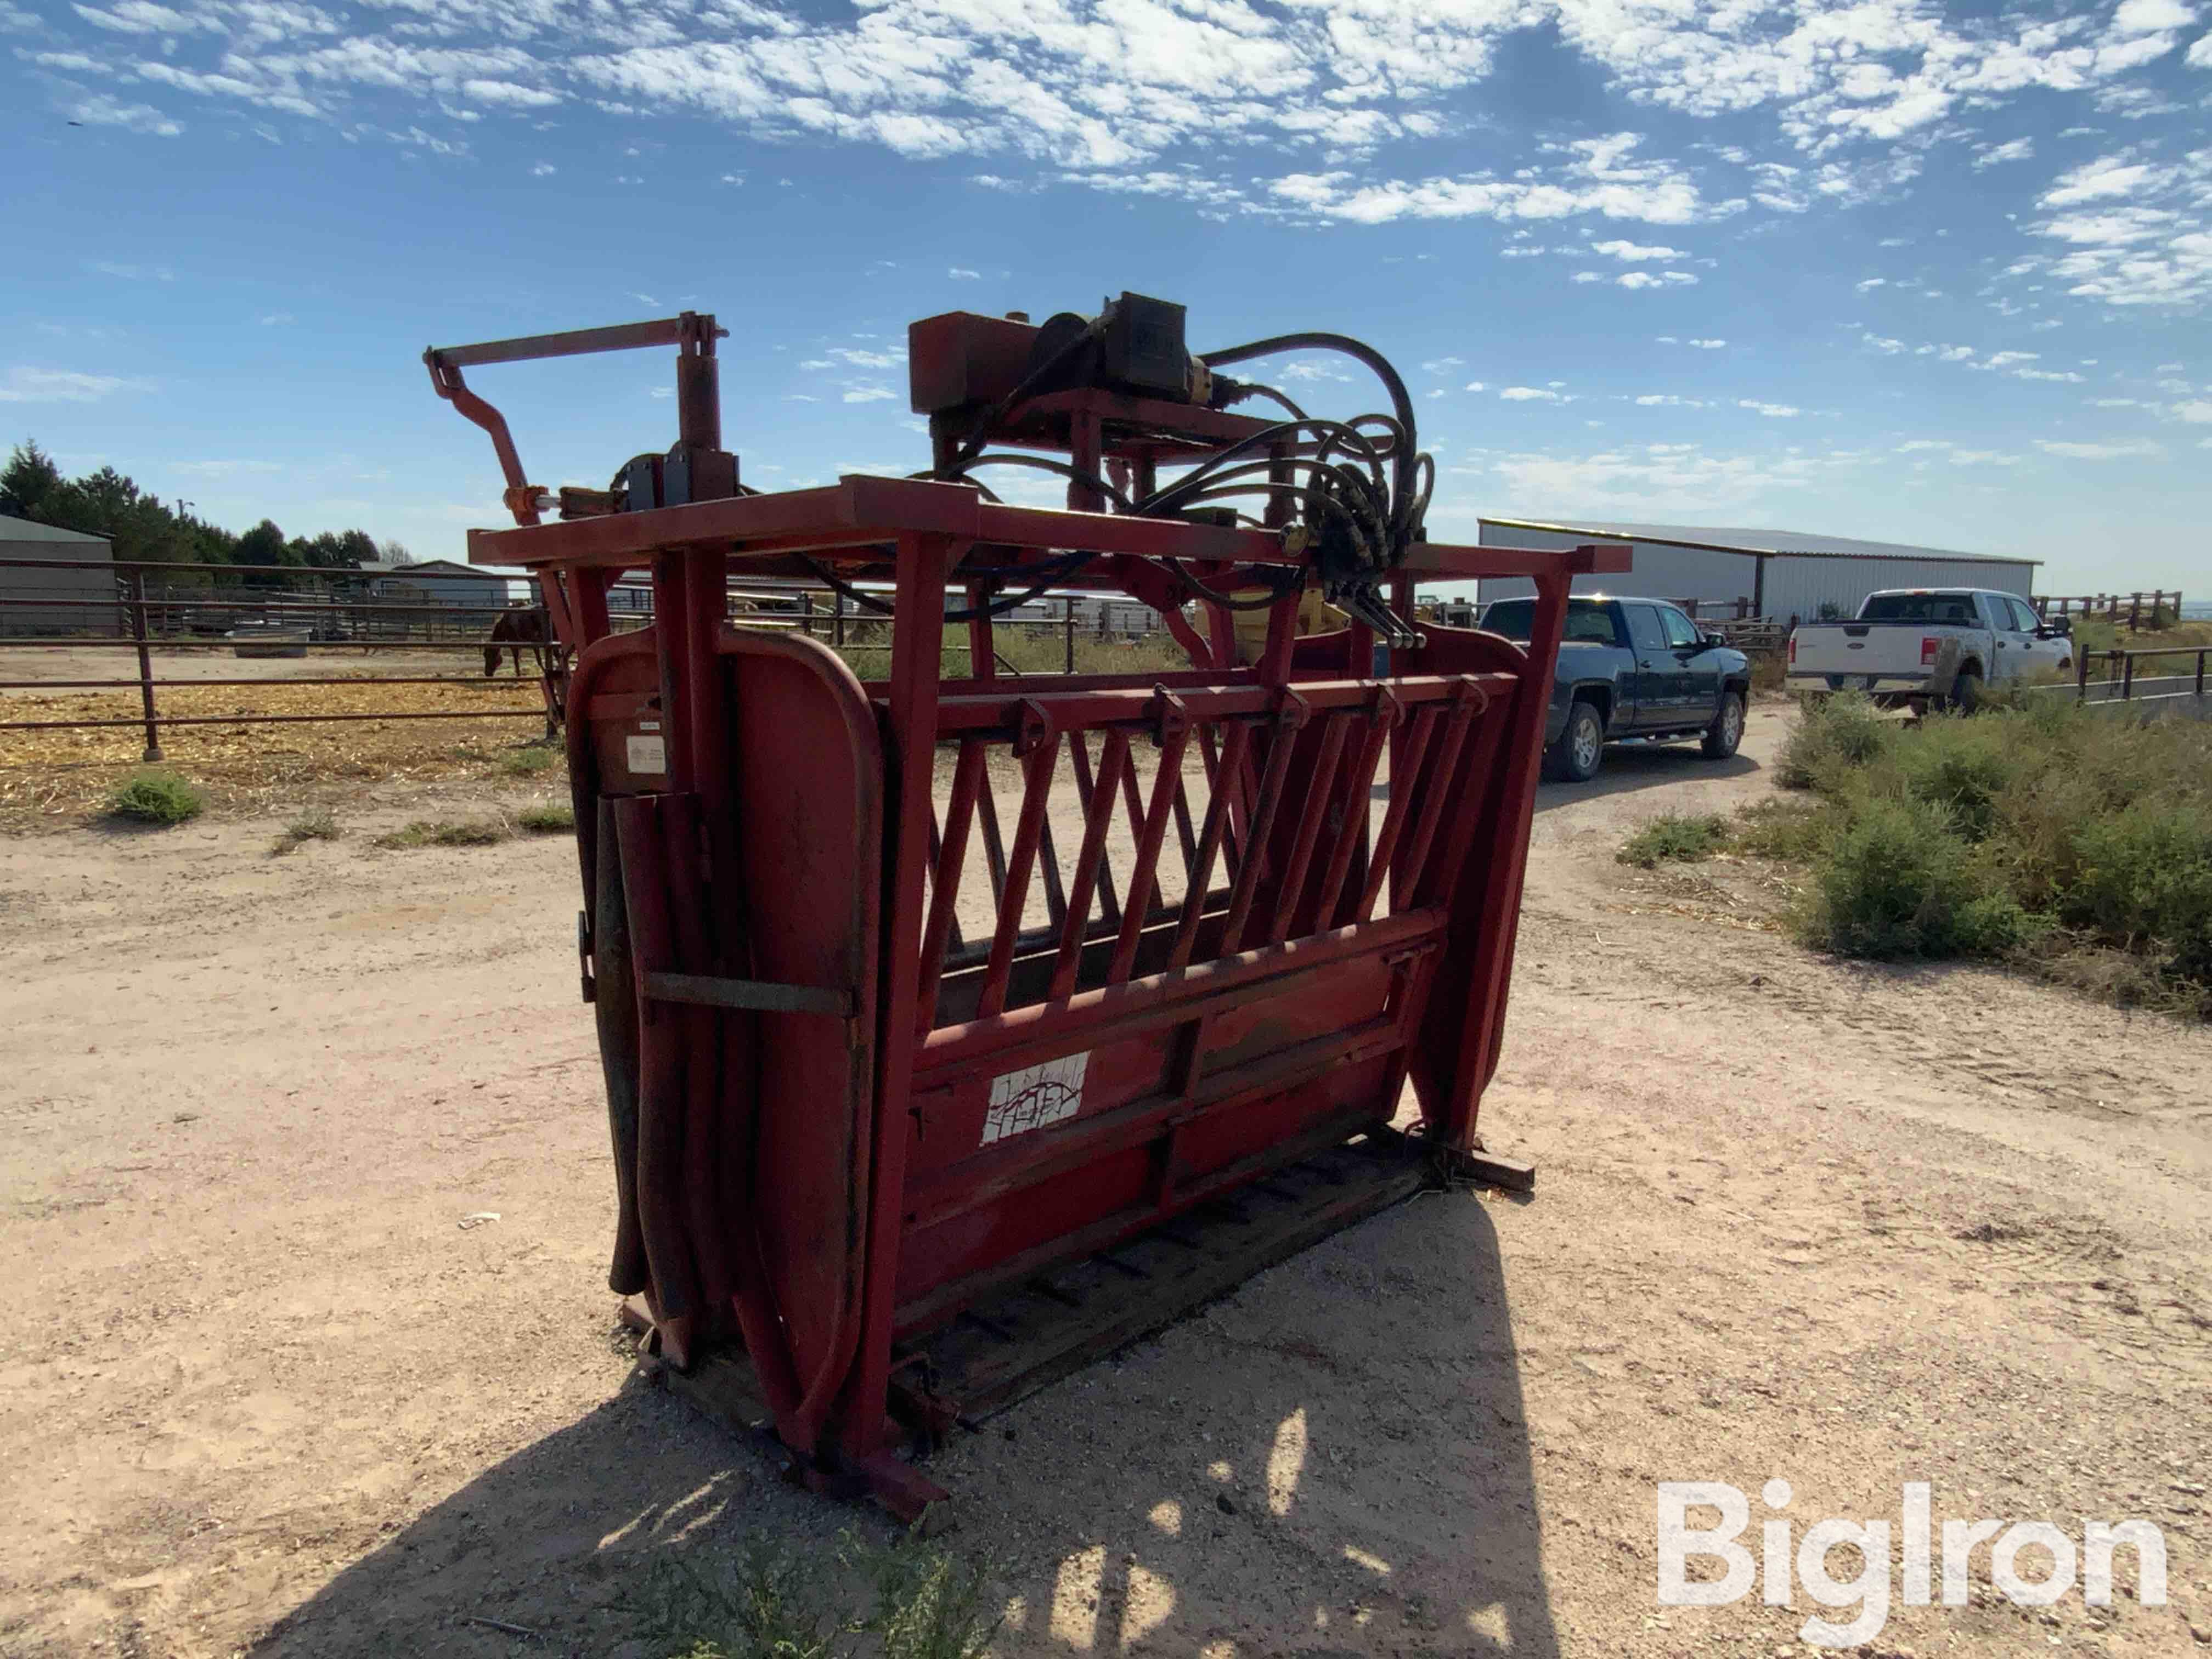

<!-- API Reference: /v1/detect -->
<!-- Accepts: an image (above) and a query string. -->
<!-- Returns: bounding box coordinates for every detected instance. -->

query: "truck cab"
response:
[1480,594,1753,782]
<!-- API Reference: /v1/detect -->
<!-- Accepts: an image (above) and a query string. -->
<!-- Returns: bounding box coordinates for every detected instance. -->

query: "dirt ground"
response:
[3,702,2209,1657]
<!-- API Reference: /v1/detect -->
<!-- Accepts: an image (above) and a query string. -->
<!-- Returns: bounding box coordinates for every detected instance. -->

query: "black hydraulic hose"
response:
[1234,382,1308,422]
[1197,334,1427,559]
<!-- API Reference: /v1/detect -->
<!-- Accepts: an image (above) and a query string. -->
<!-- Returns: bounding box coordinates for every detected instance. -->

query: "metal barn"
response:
[1473,518,2040,624]
[0,518,117,637]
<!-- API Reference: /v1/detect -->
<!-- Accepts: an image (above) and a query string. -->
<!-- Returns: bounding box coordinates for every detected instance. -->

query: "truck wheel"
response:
[1949,669,1983,714]
[1702,690,1746,759]
[1545,699,1605,783]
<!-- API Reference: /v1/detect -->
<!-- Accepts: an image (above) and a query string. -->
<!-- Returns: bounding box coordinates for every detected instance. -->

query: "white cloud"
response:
[1973,138,2035,168]
[259,312,294,325]
[461,78,560,107]
[947,267,980,279]
[1267,135,1730,227]
[1421,356,1464,372]
[69,93,181,136]
[1855,277,1888,291]
[1463,380,1486,392]
[1589,238,1688,261]
[1615,270,1697,289]
[2173,399,2212,422]
[1499,386,1560,401]
[1688,338,1725,349]
[2041,156,2168,208]
[841,385,894,403]
[2110,0,2196,33]
[531,161,556,176]
[1570,270,1603,283]
[87,259,173,281]
[1740,399,1800,417]
[2035,438,2162,458]
[0,366,153,403]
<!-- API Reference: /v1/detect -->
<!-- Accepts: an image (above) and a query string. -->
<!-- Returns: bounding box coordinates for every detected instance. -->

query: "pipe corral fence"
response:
[0,554,1166,764]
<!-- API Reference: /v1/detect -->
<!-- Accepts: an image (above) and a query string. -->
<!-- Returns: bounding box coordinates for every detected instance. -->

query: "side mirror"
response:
[1701,633,1728,650]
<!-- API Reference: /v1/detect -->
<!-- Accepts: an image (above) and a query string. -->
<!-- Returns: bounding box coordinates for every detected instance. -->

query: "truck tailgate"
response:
[1790,624,1943,679]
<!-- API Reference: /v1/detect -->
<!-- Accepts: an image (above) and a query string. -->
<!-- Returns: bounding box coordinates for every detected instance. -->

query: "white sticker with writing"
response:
[981,1051,1089,1146]
[625,734,668,775]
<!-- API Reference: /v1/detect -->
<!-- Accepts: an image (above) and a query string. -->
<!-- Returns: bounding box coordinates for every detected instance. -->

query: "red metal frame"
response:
[437,315,1627,1520]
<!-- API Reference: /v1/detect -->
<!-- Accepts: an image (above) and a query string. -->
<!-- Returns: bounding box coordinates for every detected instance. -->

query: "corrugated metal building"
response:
[0,517,118,636]
[1474,518,2040,623]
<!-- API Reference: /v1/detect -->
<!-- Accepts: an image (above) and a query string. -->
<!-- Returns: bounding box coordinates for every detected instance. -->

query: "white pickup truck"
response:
[1786,588,2073,712]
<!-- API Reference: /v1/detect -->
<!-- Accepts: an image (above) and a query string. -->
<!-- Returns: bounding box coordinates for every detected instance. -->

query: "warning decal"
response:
[980,1051,1090,1146]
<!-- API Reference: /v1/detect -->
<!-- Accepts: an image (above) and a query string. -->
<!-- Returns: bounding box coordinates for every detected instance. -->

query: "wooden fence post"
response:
[1063,598,1076,674]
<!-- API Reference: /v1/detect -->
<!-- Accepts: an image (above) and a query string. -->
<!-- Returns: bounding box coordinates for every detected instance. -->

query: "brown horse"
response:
[483,604,548,679]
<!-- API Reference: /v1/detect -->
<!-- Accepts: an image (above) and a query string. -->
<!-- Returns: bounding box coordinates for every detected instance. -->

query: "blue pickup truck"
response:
[1479,595,1753,782]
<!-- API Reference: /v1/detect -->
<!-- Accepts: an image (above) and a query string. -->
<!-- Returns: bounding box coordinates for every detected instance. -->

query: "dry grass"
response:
[0,674,548,827]
[2,627,1206,830]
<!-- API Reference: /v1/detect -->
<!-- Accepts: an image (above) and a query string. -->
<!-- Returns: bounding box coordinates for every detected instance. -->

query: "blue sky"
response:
[4,0,2209,594]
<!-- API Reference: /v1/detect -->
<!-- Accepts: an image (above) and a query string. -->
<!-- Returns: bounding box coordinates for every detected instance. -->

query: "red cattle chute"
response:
[431,308,1628,1521]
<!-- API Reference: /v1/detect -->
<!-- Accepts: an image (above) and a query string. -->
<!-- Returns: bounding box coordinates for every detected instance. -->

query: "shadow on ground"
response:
[255,1195,1558,1658]
[1534,745,1759,812]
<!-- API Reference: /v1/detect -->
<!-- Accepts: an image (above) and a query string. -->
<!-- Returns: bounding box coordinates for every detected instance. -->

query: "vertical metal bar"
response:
[1415,700,1507,909]
[1169,719,1250,971]
[1391,687,1479,911]
[1447,567,1574,1141]
[1265,710,1349,945]
[1110,716,1192,985]
[1064,598,1076,675]
[977,733,1058,1018]
[1354,705,1438,921]
[1314,695,1397,932]
[833,589,846,648]
[975,767,1009,905]
[915,738,986,1036]
[967,583,994,682]
[1116,734,1147,844]
[127,569,161,763]
[1049,729,1130,1001]
[1069,411,1105,514]
[1168,754,1200,888]
[844,531,953,1460]
[1198,723,1241,884]
[1065,730,1122,928]
[1036,806,1069,932]
[1221,704,1302,955]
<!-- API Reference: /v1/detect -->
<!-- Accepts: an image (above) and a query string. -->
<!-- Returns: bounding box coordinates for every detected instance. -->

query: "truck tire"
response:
[1545,698,1605,783]
[1949,667,1983,714]
[1702,690,1746,759]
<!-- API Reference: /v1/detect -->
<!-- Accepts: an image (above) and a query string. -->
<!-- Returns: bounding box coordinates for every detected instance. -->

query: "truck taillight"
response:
[1921,635,1938,665]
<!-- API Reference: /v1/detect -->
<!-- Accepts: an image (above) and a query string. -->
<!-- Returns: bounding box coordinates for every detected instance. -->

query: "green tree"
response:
[1,441,63,520]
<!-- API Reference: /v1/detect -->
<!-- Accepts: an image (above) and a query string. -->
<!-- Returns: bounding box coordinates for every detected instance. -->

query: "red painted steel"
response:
[441,315,1627,1520]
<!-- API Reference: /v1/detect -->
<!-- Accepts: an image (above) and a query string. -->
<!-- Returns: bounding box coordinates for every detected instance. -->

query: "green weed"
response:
[1618,812,1732,868]
[106,769,205,825]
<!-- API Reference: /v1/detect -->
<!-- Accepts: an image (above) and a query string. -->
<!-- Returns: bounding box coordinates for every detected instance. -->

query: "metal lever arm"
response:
[423,312,730,527]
